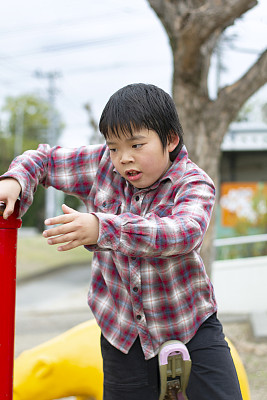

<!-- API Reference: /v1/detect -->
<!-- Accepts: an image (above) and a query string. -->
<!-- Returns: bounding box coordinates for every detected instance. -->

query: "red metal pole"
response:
[0,201,21,399]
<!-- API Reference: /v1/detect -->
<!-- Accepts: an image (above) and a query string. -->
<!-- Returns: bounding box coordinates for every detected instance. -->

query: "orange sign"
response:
[220,182,267,227]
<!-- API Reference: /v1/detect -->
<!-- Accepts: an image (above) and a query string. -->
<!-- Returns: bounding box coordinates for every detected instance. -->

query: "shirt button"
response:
[136,314,142,320]
[135,195,140,201]
[133,287,138,292]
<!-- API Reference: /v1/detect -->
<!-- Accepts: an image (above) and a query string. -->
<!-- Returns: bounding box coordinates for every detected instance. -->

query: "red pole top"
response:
[0,202,22,229]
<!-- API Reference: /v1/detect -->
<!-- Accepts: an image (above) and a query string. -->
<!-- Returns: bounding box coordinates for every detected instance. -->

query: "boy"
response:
[0,84,242,399]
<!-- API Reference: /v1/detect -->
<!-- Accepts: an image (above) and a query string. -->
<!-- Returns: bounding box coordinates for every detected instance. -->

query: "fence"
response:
[213,233,267,314]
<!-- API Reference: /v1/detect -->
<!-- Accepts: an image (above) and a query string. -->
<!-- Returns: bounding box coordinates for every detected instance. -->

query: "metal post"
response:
[0,201,22,399]
[34,70,62,222]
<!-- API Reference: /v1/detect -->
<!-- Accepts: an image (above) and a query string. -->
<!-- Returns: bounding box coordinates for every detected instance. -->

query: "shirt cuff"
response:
[0,172,28,216]
[91,212,122,250]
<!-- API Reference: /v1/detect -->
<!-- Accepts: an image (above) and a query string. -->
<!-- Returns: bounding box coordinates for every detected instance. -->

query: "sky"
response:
[0,0,266,147]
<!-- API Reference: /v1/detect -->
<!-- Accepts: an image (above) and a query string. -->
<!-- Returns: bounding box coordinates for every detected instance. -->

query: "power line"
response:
[0,30,152,60]
[65,59,169,75]
[0,8,138,38]
[0,5,145,37]
[0,14,114,36]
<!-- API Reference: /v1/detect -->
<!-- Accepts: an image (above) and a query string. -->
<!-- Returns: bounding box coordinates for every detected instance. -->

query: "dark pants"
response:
[100,314,243,400]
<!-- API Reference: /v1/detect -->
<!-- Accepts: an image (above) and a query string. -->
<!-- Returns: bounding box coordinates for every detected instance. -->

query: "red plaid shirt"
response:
[3,144,217,360]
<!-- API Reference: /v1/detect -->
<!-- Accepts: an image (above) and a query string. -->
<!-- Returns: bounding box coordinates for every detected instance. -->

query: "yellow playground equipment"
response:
[13,319,102,400]
[13,319,250,400]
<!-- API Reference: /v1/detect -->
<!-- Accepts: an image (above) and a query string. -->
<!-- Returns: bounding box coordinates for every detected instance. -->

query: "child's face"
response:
[106,128,179,188]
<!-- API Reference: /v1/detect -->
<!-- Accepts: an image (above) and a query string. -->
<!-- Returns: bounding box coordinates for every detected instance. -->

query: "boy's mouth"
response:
[125,169,142,182]
[127,170,139,176]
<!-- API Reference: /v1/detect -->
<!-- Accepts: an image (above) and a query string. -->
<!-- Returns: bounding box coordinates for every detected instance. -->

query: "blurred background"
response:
[0,0,266,240]
[0,1,266,399]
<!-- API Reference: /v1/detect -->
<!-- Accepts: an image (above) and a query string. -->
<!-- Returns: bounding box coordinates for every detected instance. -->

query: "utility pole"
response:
[35,70,60,146]
[34,70,63,223]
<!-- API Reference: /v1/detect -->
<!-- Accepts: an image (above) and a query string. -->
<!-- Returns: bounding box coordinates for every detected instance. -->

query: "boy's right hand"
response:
[0,178,22,219]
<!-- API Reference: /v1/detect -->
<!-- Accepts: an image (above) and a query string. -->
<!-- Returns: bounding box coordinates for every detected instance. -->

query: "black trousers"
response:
[100,314,243,400]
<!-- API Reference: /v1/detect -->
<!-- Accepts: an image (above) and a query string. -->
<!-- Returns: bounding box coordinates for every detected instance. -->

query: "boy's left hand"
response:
[43,204,99,251]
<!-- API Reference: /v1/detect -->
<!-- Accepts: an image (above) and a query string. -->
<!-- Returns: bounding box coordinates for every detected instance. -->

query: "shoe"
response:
[158,340,191,400]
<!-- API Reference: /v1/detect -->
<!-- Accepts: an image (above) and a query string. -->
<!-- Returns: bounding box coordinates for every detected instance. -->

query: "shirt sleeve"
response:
[86,177,215,257]
[0,143,104,216]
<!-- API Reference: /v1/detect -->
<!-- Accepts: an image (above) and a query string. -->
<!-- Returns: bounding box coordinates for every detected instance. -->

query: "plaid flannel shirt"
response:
[2,144,217,360]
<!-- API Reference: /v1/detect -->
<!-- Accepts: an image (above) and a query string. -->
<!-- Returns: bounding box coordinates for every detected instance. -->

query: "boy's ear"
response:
[168,135,180,152]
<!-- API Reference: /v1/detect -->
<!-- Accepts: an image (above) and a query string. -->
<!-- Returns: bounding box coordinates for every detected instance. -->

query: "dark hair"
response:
[99,83,183,161]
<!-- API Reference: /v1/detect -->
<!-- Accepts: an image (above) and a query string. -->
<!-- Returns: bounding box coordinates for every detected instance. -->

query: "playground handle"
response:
[0,201,22,399]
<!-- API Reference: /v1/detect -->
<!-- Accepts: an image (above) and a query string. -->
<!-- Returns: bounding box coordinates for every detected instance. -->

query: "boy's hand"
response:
[43,204,99,251]
[0,178,22,219]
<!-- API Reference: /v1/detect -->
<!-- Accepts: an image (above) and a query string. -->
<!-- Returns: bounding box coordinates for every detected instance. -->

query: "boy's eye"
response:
[109,148,117,153]
[132,144,143,149]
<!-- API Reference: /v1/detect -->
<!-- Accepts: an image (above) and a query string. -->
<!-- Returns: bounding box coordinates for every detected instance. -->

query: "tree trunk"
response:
[173,82,224,275]
[147,0,267,276]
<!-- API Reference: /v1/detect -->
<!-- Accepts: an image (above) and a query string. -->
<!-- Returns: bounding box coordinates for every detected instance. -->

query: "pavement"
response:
[15,262,93,352]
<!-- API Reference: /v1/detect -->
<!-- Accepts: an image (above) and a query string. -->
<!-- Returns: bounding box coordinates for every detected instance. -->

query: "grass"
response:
[16,234,92,281]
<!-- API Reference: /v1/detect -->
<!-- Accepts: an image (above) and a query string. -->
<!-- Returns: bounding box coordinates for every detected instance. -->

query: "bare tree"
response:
[147,0,267,275]
[84,102,104,145]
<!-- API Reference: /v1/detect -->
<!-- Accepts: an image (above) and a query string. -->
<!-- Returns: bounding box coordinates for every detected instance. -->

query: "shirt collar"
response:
[148,145,188,190]
[163,145,188,183]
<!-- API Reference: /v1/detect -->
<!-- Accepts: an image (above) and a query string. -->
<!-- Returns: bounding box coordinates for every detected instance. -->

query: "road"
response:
[15,263,94,358]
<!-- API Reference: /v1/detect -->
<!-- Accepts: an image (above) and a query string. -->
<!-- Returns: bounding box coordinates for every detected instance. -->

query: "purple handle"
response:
[159,342,190,365]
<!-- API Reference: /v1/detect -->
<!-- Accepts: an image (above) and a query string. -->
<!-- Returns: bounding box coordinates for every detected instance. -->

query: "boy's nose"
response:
[120,152,134,164]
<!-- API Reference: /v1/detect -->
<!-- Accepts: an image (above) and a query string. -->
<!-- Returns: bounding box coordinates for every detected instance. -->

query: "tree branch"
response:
[148,0,258,87]
[147,0,187,45]
[148,0,257,47]
[182,0,258,46]
[177,0,258,76]
[216,49,267,121]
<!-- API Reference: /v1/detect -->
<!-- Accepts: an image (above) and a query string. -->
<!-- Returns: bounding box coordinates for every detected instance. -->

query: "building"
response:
[217,122,267,239]
[220,122,267,182]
